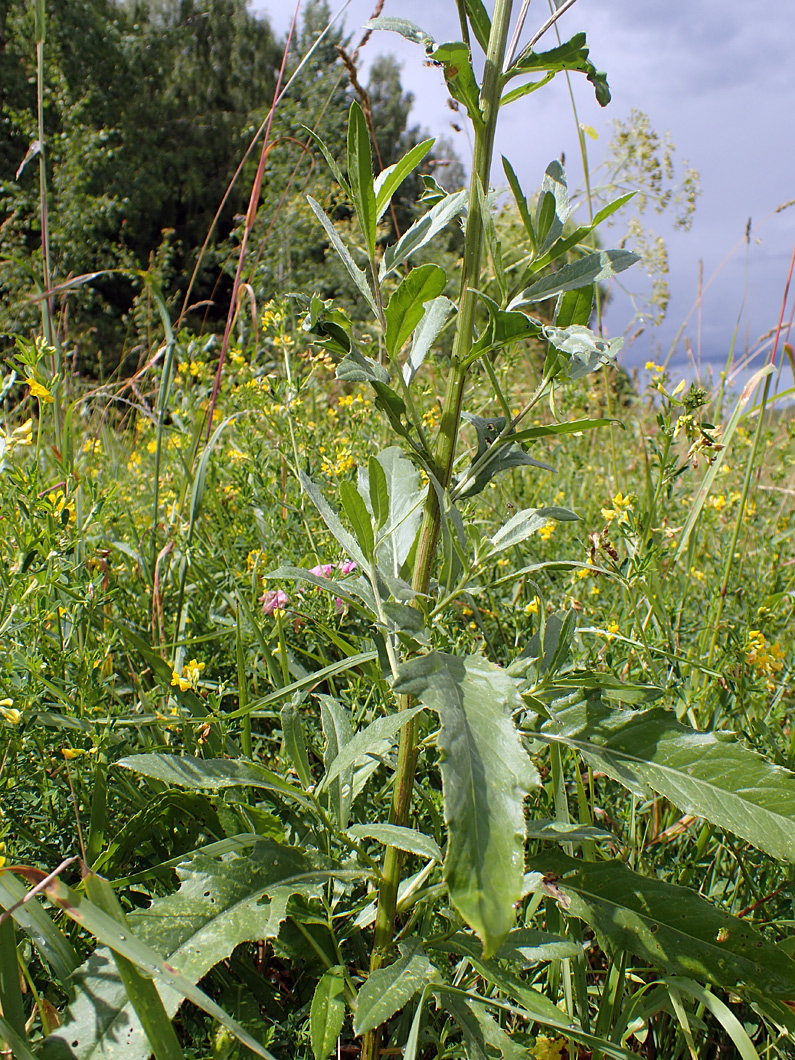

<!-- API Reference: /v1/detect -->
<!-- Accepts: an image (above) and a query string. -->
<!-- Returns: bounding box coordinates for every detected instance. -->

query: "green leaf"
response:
[117,754,317,814]
[381,190,467,280]
[524,819,613,844]
[0,1014,38,1060]
[463,0,491,51]
[347,100,377,260]
[430,42,483,127]
[347,823,442,862]
[0,873,78,982]
[367,455,389,531]
[359,447,426,577]
[455,442,555,501]
[40,842,338,1060]
[445,995,525,1060]
[403,296,454,384]
[280,703,313,789]
[509,416,615,446]
[354,942,437,1035]
[509,249,640,307]
[299,470,368,570]
[535,161,569,254]
[339,479,375,560]
[500,72,555,107]
[363,16,433,46]
[336,346,389,384]
[319,706,424,788]
[501,156,535,252]
[28,866,286,1060]
[83,874,183,1060]
[319,695,354,828]
[310,968,347,1060]
[374,139,434,222]
[544,323,624,380]
[507,32,611,106]
[527,851,795,1004]
[394,653,538,955]
[554,285,594,329]
[432,927,580,964]
[486,506,579,555]
[306,196,379,319]
[664,978,762,1060]
[301,126,350,195]
[541,700,795,864]
[384,264,447,360]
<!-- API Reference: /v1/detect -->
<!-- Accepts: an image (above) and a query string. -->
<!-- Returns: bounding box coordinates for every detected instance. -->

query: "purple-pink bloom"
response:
[309,563,334,579]
[260,588,289,615]
[337,560,357,575]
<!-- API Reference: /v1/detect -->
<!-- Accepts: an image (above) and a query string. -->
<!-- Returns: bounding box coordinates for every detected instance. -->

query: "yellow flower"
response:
[690,566,706,583]
[0,842,7,868]
[61,747,83,759]
[589,584,600,597]
[524,597,540,616]
[0,706,22,725]
[645,360,664,374]
[538,520,556,541]
[601,491,633,526]
[708,494,727,512]
[11,419,32,446]
[172,659,205,692]
[26,377,54,403]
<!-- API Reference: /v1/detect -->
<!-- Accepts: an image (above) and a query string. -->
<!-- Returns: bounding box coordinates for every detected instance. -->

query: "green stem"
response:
[360,4,515,1058]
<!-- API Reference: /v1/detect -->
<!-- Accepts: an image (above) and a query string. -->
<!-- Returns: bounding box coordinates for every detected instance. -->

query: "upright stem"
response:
[360,5,514,1058]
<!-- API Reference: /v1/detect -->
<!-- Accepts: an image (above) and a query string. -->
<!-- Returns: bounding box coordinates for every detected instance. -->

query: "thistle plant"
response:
[7,4,795,1060]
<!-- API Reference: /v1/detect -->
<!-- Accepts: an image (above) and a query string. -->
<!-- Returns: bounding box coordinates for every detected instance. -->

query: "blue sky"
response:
[260,1,795,383]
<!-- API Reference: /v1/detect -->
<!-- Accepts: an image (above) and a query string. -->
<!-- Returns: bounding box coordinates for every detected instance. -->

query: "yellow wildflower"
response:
[538,520,556,541]
[26,377,54,403]
[524,597,540,616]
[601,491,633,526]
[645,360,664,374]
[0,842,6,868]
[0,705,22,725]
[172,658,205,692]
[708,494,727,512]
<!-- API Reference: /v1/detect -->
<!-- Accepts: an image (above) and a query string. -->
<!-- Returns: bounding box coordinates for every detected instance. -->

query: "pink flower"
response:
[338,560,357,575]
[309,563,334,579]
[260,588,289,615]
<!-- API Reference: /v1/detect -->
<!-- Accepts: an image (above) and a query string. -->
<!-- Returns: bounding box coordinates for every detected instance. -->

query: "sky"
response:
[258,0,795,383]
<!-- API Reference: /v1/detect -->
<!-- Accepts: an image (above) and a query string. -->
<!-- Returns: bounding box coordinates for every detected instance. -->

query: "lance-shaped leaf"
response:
[339,479,375,560]
[319,706,424,789]
[347,100,377,260]
[501,156,536,252]
[39,842,342,1060]
[310,968,347,1060]
[510,416,616,446]
[431,42,483,127]
[528,851,795,1003]
[463,0,491,51]
[403,295,454,384]
[320,695,355,828]
[486,506,579,556]
[117,753,318,813]
[374,138,434,221]
[354,942,437,1035]
[394,653,537,955]
[509,250,640,308]
[541,700,795,864]
[455,442,556,501]
[363,16,433,46]
[385,264,447,360]
[336,346,389,384]
[348,823,442,863]
[0,873,78,982]
[535,161,569,254]
[358,446,426,577]
[381,190,467,279]
[299,470,368,570]
[507,31,611,107]
[307,196,379,319]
